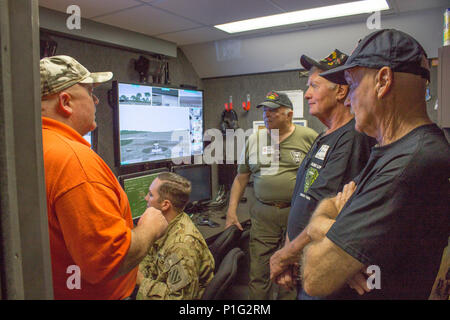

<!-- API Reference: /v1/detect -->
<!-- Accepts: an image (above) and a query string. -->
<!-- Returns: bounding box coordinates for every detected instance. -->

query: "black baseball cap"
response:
[320,29,430,85]
[300,49,349,71]
[256,91,293,109]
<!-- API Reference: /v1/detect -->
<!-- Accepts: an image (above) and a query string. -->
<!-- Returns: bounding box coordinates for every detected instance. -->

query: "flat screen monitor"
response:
[172,164,212,203]
[113,81,204,167]
[118,168,168,220]
[82,129,97,151]
[83,132,92,145]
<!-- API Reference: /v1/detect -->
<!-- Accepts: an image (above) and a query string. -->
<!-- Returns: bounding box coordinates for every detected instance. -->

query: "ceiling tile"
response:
[142,0,286,26]
[271,0,356,12]
[92,5,201,36]
[157,26,230,46]
[394,0,450,13]
[38,0,142,19]
[40,0,448,47]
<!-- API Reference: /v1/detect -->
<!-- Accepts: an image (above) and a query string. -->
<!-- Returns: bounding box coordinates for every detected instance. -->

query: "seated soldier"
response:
[136,172,215,300]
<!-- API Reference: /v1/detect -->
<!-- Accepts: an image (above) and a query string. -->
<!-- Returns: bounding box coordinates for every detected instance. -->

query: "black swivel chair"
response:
[202,247,245,300]
[208,225,242,272]
[221,228,251,300]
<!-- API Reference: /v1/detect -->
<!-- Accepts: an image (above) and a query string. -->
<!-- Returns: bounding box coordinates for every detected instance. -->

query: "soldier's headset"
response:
[220,108,239,135]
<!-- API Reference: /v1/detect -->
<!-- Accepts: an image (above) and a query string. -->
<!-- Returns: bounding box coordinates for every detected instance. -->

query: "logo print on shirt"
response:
[168,267,182,285]
[314,145,329,161]
[290,151,304,164]
[262,146,274,155]
[304,167,319,193]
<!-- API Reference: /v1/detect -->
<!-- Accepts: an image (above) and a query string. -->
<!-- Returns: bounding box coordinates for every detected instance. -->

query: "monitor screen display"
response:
[173,165,211,203]
[119,168,168,219]
[83,132,92,145]
[82,130,97,151]
[114,82,204,166]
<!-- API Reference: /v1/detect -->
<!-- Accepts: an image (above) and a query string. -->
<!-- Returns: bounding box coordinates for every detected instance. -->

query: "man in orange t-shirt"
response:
[40,55,168,299]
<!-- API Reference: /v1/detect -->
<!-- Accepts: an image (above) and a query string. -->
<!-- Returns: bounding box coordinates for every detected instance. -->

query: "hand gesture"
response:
[136,270,145,286]
[334,181,356,213]
[275,264,299,291]
[347,266,373,296]
[270,247,289,281]
[138,206,168,240]
[225,211,243,231]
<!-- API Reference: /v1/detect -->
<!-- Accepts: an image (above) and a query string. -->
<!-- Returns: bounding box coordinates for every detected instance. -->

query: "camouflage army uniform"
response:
[137,212,215,300]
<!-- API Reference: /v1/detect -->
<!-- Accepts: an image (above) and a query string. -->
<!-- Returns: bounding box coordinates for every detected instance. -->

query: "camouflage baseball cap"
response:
[40,55,113,97]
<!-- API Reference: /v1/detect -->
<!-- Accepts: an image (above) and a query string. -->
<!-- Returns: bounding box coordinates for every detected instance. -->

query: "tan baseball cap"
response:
[40,55,113,97]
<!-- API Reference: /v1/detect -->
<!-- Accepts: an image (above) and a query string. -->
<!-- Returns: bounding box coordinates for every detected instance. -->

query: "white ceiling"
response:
[38,0,450,47]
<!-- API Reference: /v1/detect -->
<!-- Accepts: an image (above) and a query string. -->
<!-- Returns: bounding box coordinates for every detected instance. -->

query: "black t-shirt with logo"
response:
[327,124,450,299]
[287,119,376,241]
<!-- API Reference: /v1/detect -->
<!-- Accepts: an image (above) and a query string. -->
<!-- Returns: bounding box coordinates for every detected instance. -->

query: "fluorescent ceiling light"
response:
[215,0,389,33]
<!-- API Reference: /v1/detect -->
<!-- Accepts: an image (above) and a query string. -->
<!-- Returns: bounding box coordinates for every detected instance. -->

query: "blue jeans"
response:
[298,288,323,300]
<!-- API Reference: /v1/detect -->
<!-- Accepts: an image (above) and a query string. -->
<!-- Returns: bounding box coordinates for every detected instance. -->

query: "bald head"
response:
[344,66,430,142]
[41,83,98,136]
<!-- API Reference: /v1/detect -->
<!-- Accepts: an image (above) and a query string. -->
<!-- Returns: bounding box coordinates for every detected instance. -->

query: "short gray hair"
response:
[280,106,293,116]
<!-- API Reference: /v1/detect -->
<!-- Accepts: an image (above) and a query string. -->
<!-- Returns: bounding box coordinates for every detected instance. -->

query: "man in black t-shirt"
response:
[269,50,376,299]
[300,29,449,299]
